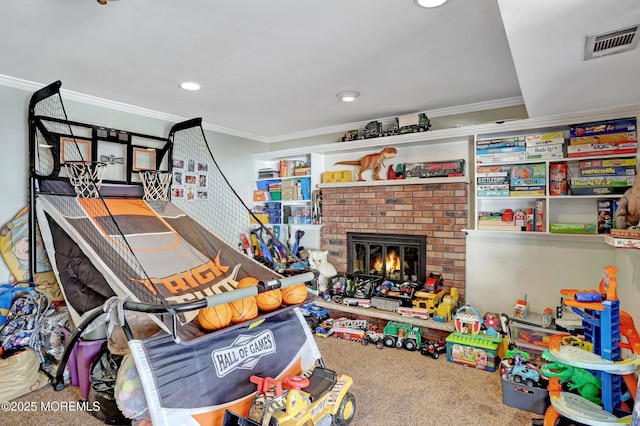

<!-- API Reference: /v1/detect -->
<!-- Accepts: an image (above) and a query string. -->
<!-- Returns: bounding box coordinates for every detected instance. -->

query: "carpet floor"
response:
[4,336,544,425]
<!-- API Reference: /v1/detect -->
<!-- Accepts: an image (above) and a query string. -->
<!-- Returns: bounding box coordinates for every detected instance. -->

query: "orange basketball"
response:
[236,277,259,289]
[198,303,232,331]
[256,290,283,312]
[282,283,308,305]
[229,296,259,324]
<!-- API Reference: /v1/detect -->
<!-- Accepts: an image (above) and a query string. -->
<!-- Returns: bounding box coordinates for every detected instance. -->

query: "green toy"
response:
[541,351,602,405]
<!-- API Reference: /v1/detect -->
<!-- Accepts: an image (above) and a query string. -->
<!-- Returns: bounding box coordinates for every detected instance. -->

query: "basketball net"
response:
[139,170,172,201]
[64,161,107,198]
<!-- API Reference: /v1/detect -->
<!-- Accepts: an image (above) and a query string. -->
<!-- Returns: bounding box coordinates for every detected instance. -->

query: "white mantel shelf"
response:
[318,176,469,189]
[313,298,455,333]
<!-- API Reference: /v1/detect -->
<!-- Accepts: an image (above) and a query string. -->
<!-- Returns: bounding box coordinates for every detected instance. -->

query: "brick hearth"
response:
[320,182,468,299]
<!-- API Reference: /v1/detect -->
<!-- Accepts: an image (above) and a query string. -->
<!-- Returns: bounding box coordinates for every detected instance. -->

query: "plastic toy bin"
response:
[510,320,565,356]
[445,332,502,372]
[501,377,550,414]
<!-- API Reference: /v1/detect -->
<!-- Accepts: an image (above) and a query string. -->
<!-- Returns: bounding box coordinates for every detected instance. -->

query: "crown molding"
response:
[0,74,268,142]
[264,97,525,143]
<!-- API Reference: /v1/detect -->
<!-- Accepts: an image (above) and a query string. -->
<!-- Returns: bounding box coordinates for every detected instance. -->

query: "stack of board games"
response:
[569,157,637,196]
[524,131,565,160]
[510,163,546,197]
[476,165,510,197]
[477,211,525,231]
[475,136,526,164]
[567,117,637,158]
[605,228,640,249]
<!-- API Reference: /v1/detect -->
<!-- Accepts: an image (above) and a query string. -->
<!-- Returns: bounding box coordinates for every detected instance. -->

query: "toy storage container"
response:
[510,319,567,357]
[445,333,503,372]
[501,377,550,414]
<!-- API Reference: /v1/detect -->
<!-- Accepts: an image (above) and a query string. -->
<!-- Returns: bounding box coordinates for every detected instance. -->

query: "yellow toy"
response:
[224,367,356,426]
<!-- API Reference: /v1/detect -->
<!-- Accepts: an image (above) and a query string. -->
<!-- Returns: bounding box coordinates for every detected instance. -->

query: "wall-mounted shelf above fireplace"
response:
[318,176,468,189]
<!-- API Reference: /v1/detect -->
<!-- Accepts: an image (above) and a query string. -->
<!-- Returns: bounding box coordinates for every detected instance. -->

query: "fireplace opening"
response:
[347,232,427,283]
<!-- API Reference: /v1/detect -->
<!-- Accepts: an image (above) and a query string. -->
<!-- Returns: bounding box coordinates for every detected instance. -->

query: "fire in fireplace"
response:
[347,232,427,283]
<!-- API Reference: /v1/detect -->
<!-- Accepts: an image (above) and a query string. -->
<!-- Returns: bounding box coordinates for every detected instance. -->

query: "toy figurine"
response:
[334,147,398,181]
[308,250,337,293]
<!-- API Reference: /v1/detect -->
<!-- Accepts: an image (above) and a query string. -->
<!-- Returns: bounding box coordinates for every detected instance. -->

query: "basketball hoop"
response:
[64,161,107,198]
[139,170,172,201]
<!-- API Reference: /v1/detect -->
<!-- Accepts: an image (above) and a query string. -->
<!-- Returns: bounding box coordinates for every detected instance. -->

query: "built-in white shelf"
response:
[318,176,469,189]
[313,298,455,333]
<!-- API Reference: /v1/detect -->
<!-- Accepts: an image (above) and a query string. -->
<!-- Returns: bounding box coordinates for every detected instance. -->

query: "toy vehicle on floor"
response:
[382,321,422,351]
[420,338,447,359]
[223,367,356,426]
[361,324,385,349]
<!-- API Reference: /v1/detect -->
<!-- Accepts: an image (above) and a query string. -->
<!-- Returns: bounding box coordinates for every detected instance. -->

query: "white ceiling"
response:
[1,0,639,142]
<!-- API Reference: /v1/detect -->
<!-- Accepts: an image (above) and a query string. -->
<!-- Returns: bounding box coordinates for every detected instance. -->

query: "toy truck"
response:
[223,367,356,426]
[382,321,423,351]
[412,289,445,316]
[432,287,459,322]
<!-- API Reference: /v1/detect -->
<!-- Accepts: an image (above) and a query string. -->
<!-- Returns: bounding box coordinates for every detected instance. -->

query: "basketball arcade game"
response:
[27,81,355,425]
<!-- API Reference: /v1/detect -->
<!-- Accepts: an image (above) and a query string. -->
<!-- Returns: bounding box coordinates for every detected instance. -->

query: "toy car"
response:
[223,367,356,426]
[420,338,447,359]
[300,303,330,331]
[506,365,541,388]
[361,325,385,349]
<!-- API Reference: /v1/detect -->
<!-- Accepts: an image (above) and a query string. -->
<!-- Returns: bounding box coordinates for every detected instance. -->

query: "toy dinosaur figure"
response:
[334,147,397,181]
[541,354,602,405]
[615,165,640,229]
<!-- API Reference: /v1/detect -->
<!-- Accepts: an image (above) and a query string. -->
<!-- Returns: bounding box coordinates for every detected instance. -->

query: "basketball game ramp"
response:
[36,193,281,331]
[37,194,324,425]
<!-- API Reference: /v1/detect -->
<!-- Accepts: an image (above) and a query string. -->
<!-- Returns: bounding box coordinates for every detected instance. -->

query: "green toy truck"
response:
[382,321,423,351]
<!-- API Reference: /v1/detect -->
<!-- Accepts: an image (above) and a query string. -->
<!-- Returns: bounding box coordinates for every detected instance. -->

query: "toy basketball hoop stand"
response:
[64,161,107,198]
[139,170,172,201]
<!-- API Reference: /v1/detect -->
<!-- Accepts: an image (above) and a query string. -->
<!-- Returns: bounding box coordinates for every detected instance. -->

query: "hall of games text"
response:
[1,400,100,412]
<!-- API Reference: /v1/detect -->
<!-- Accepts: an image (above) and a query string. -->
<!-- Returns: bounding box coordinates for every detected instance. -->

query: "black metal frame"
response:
[346,232,427,283]
[26,81,172,281]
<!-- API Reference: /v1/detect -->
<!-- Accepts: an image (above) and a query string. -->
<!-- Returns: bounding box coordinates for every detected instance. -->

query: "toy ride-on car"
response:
[223,366,356,426]
[420,338,447,359]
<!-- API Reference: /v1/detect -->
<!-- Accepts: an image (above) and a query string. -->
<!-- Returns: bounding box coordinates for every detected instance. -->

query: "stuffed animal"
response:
[308,250,337,293]
[615,166,640,230]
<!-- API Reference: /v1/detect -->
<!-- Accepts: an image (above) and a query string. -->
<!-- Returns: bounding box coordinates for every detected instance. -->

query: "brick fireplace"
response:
[320,181,468,299]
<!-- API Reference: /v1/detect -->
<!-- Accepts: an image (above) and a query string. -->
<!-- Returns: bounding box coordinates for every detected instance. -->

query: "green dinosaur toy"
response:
[541,350,602,405]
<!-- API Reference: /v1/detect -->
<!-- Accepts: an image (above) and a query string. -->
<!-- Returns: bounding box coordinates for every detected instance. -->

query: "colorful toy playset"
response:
[445,304,506,372]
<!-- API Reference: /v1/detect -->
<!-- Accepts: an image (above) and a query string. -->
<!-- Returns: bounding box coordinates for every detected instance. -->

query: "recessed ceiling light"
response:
[179,81,202,91]
[337,91,360,102]
[414,0,448,8]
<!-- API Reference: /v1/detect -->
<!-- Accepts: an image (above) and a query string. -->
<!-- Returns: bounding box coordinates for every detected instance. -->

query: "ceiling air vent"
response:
[584,24,639,60]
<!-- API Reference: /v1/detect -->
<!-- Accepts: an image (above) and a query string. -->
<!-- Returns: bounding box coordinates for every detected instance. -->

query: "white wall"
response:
[0,84,266,282]
[465,235,625,318]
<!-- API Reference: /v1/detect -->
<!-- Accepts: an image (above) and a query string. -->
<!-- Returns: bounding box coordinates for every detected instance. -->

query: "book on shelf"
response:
[257,168,280,179]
